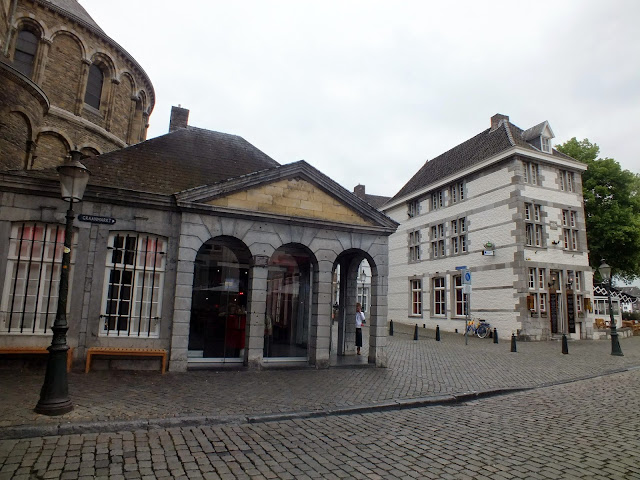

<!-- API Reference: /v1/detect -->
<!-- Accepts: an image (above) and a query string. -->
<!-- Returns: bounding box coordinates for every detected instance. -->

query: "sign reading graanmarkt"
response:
[78,214,116,225]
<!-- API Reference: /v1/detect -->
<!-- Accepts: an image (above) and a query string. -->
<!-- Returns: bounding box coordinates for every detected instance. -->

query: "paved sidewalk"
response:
[1,324,639,439]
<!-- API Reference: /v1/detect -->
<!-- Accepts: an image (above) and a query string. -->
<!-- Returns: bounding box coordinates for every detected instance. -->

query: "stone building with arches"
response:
[0,107,398,371]
[0,0,154,171]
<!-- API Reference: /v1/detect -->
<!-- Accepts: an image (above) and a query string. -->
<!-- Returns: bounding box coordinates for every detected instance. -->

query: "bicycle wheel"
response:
[476,324,489,338]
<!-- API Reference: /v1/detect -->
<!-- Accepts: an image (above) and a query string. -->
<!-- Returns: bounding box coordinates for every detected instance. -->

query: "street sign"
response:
[78,214,116,225]
[463,284,472,294]
[463,269,471,285]
[455,265,467,270]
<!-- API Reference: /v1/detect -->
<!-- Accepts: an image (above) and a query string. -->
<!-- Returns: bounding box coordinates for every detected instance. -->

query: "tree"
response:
[556,138,640,282]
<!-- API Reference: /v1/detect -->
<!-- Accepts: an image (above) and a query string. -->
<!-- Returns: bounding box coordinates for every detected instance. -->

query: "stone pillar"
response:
[246,260,268,368]
[105,77,119,131]
[33,38,51,85]
[343,260,359,354]
[126,95,139,144]
[368,267,388,367]
[75,59,91,115]
[168,246,196,372]
[309,260,333,368]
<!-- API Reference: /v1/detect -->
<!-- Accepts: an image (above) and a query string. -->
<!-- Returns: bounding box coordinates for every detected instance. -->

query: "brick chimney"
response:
[354,184,365,200]
[490,113,509,131]
[169,105,189,133]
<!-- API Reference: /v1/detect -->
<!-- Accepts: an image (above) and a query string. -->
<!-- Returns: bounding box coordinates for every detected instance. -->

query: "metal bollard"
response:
[562,334,569,354]
[414,324,418,340]
[510,333,517,352]
[493,328,498,344]
[436,325,441,341]
[389,319,394,336]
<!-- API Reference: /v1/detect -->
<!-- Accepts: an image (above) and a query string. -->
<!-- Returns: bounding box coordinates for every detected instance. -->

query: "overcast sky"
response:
[82,0,639,198]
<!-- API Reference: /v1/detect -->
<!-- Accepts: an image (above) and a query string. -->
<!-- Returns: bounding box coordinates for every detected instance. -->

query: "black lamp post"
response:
[598,261,623,357]
[35,151,90,415]
[359,268,367,313]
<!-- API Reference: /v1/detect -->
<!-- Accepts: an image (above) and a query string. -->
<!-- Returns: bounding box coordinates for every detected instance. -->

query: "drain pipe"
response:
[4,0,19,57]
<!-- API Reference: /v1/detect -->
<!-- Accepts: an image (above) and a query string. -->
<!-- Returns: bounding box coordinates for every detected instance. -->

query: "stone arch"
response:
[41,30,84,110]
[82,51,115,117]
[32,130,70,169]
[264,242,319,360]
[79,145,101,157]
[0,110,33,170]
[9,18,45,79]
[188,235,253,363]
[332,248,384,364]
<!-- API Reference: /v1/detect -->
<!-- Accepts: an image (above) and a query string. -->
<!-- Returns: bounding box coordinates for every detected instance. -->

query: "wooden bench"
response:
[85,347,167,374]
[0,346,73,372]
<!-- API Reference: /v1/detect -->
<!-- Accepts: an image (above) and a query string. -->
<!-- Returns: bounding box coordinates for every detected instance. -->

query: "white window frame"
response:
[408,199,420,218]
[1,222,77,335]
[433,277,446,316]
[524,162,540,185]
[525,203,544,247]
[541,136,551,153]
[100,232,166,338]
[562,209,579,251]
[410,279,422,316]
[408,230,421,263]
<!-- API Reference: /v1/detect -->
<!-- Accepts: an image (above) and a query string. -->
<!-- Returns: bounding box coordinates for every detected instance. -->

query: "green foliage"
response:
[557,138,640,282]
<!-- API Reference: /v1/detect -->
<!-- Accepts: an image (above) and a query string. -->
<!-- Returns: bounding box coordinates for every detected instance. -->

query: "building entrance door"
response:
[188,237,250,364]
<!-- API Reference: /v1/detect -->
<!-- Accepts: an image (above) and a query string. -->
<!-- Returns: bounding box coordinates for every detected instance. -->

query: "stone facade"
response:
[0,0,154,171]
[384,116,594,340]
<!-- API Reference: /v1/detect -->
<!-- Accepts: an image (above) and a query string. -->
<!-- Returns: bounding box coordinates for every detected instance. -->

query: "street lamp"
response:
[359,268,367,313]
[598,261,623,357]
[35,151,90,415]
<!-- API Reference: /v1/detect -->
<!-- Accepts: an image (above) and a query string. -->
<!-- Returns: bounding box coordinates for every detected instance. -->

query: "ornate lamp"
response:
[35,151,90,415]
[598,261,623,357]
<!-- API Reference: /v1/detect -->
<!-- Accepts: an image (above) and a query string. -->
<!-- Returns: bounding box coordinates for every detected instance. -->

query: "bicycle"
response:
[466,318,492,339]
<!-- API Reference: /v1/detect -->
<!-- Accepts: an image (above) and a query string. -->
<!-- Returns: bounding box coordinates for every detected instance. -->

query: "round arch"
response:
[264,243,318,359]
[188,235,252,364]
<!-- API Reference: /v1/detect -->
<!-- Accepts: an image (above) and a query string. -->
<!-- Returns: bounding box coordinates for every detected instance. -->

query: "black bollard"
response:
[389,319,394,336]
[436,325,441,341]
[493,328,498,344]
[510,333,517,352]
[562,334,569,354]
[414,324,418,340]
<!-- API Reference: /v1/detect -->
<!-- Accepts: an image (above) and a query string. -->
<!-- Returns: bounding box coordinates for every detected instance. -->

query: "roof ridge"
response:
[501,121,516,147]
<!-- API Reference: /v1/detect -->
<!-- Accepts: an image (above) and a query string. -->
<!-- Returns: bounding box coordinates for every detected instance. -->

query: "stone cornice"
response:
[0,60,49,111]
[48,105,127,148]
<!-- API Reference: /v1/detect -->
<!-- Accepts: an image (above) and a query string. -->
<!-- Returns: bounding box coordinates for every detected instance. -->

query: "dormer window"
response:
[541,136,551,153]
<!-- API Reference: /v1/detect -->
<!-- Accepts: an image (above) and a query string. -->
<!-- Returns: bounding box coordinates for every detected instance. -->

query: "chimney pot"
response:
[354,184,365,199]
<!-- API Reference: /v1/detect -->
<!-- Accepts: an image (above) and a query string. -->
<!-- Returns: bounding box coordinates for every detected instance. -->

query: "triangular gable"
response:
[175,161,399,231]
[206,177,374,226]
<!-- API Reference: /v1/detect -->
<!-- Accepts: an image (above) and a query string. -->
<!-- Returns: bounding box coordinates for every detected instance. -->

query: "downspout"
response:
[3,0,19,57]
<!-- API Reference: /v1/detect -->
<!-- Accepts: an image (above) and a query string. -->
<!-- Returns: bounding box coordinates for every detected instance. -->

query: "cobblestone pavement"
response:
[1,325,639,439]
[1,366,638,479]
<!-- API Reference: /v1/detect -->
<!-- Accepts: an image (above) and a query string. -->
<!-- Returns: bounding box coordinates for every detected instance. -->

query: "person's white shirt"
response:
[355,311,365,328]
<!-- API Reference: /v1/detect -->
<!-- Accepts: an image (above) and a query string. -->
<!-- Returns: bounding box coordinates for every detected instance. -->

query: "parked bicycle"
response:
[466,318,492,338]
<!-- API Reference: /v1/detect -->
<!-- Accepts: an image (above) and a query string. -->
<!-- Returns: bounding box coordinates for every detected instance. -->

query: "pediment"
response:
[204,177,375,226]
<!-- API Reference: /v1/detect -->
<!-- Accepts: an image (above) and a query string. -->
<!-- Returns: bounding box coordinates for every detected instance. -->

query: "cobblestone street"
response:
[1,368,639,479]
[1,327,639,478]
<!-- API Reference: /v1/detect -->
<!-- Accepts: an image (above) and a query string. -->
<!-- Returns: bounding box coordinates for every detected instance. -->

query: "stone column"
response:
[246,258,268,368]
[309,260,333,368]
[74,59,91,115]
[168,246,196,372]
[104,77,119,131]
[126,95,139,144]
[342,260,359,354]
[33,38,51,85]
[368,266,388,367]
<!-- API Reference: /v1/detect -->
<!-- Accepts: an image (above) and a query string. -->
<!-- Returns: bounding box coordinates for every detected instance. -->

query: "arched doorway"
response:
[188,236,251,364]
[264,244,315,359]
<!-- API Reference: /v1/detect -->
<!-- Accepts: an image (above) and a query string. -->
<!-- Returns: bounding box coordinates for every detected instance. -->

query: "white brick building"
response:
[382,114,595,340]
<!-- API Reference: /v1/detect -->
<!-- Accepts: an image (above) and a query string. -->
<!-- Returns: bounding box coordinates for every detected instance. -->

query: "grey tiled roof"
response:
[365,194,391,209]
[390,120,577,202]
[79,127,280,195]
[521,121,548,141]
[42,0,104,33]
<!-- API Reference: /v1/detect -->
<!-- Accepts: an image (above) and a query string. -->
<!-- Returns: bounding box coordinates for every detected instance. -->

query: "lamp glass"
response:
[359,269,366,283]
[599,262,611,283]
[57,160,90,202]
